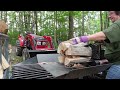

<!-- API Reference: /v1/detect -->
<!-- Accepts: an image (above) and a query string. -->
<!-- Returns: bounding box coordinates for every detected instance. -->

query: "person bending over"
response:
[70,11,120,79]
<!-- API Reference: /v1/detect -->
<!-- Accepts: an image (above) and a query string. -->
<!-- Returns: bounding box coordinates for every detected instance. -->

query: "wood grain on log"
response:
[58,41,92,56]
[1,54,10,70]
[64,56,91,66]
[72,63,85,68]
[58,55,65,64]
[57,40,71,55]
[65,44,92,56]
[57,41,92,68]
[0,20,8,34]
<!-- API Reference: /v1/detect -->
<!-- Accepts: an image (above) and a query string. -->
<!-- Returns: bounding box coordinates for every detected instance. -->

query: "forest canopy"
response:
[0,11,110,48]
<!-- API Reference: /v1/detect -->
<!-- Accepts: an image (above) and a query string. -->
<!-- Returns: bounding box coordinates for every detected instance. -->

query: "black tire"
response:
[22,48,30,61]
[16,40,23,56]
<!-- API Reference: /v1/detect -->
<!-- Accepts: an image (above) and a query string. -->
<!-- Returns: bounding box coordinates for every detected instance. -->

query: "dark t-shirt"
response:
[103,19,120,64]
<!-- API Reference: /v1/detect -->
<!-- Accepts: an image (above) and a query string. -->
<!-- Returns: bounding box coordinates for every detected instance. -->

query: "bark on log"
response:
[57,40,71,55]
[58,41,92,56]
[0,20,8,34]
[65,44,92,56]
[64,56,91,66]
[57,41,92,67]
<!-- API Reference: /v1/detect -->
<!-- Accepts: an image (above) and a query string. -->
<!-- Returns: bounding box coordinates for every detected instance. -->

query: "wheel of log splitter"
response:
[22,48,30,61]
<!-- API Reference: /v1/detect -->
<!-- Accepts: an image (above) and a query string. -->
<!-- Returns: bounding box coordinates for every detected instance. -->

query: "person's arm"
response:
[87,31,106,41]
[72,31,106,44]
[72,23,120,44]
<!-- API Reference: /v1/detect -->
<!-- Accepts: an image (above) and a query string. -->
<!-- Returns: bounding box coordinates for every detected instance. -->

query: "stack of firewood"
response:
[57,40,92,68]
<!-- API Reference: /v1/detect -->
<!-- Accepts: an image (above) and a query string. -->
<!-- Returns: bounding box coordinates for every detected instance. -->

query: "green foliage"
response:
[0,11,109,47]
[0,11,111,65]
[8,31,19,45]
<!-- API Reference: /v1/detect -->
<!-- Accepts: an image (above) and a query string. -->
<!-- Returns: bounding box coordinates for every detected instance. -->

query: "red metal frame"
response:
[18,34,55,50]
[18,35,24,47]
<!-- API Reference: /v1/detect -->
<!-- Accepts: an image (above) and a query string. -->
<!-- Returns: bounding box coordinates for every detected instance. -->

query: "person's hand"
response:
[99,59,109,65]
[70,36,89,45]
[69,37,81,45]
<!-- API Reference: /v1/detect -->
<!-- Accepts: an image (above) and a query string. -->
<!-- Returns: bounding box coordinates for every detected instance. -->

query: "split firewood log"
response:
[72,63,85,68]
[58,41,92,56]
[0,20,8,34]
[57,40,92,68]
[58,55,65,64]
[1,54,10,70]
[64,56,91,66]
[57,40,71,55]
[65,43,92,56]
[0,20,8,46]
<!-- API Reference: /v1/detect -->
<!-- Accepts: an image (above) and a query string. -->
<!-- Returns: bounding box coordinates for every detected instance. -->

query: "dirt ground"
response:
[9,46,23,65]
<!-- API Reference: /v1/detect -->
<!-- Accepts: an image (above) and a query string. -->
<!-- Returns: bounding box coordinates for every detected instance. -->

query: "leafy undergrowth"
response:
[8,46,23,78]
[9,46,23,65]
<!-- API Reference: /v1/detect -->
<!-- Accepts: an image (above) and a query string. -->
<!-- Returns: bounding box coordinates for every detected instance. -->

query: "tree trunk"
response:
[4,11,7,23]
[82,11,85,35]
[21,12,24,34]
[27,11,31,33]
[39,11,42,35]
[31,11,35,34]
[18,11,22,34]
[1,11,3,19]
[24,11,28,32]
[100,11,103,31]
[34,11,38,34]
[68,11,74,39]
[53,11,57,49]
[106,11,109,28]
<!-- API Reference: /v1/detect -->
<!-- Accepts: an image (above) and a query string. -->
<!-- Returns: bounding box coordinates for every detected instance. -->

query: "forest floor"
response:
[9,46,23,65]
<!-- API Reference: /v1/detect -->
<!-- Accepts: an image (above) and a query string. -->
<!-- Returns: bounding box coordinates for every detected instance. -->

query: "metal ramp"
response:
[12,54,112,79]
[12,63,55,79]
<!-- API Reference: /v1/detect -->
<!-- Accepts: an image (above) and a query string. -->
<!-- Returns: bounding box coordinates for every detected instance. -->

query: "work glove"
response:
[70,36,89,45]
[99,59,109,65]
